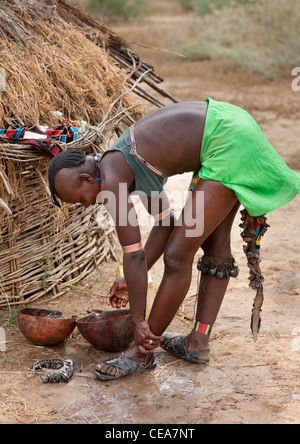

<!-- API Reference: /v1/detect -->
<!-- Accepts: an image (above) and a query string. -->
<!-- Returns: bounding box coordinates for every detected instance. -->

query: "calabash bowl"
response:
[76,310,134,352]
[18,308,77,346]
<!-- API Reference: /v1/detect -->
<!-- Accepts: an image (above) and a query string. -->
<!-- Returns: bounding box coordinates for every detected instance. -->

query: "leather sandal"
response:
[161,333,210,365]
[95,354,156,381]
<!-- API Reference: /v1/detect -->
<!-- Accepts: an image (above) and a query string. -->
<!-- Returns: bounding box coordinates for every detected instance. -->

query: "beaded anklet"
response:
[194,321,212,336]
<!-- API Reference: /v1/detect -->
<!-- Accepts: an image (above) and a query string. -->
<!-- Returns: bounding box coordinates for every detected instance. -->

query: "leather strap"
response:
[153,208,174,222]
[129,125,168,179]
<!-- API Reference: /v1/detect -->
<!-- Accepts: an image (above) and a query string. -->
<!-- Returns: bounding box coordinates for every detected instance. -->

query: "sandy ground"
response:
[0,6,299,425]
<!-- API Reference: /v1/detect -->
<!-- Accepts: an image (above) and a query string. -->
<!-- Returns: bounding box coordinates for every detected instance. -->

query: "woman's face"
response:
[54,168,100,208]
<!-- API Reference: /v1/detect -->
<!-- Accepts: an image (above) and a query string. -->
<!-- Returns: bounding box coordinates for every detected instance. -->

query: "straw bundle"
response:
[0,0,177,307]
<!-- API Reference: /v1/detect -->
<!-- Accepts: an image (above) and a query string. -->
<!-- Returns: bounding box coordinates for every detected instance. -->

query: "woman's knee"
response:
[163,245,193,275]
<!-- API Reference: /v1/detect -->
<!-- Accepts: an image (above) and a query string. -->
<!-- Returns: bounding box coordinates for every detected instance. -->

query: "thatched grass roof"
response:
[0,0,138,127]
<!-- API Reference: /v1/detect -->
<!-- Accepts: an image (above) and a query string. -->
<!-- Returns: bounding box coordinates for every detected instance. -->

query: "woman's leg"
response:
[148,180,238,337]
[184,201,240,354]
[97,179,238,376]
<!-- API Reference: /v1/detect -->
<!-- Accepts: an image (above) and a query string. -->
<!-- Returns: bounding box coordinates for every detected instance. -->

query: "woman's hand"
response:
[106,277,129,309]
[133,319,162,355]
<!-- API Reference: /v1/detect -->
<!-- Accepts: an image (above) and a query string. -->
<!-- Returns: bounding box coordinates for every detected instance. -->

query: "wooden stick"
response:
[0,197,12,215]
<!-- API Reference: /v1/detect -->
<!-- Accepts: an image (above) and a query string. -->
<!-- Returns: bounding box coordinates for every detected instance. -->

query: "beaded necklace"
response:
[95,153,102,183]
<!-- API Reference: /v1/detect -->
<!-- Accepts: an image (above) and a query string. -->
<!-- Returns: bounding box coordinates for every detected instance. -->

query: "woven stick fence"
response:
[0,0,178,308]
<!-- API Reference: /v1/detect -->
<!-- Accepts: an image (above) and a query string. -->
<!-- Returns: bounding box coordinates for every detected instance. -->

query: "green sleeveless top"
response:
[102,126,168,196]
